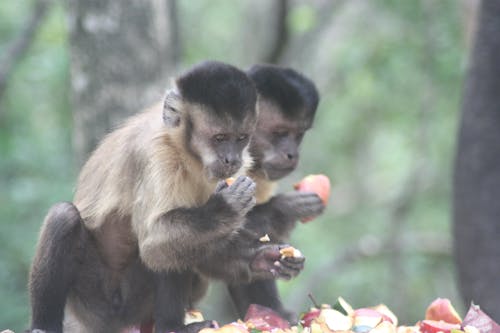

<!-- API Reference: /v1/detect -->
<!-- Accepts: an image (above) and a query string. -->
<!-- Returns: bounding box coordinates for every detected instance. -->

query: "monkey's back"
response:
[74,104,162,230]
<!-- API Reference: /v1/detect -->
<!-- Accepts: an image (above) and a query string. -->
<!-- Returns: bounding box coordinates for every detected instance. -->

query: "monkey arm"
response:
[245,191,325,242]
[137,194,242,272]
[194,229,305,284]
[137,176,256,272]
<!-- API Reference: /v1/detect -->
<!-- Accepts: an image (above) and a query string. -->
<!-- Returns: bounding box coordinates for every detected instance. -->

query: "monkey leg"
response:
[228,280,296,323]
[28,202,87,333]
[154,271,215,333]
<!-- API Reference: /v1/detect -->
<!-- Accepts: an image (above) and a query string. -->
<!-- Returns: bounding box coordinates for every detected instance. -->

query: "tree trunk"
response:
[453,0,500,321]
[67,0,179,166]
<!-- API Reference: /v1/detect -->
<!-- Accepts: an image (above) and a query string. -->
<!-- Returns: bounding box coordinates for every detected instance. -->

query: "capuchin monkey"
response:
[27,61,304,333]
[227,64,323,322]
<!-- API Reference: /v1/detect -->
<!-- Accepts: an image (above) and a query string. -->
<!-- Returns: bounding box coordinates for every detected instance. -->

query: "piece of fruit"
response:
[420,320,461,333]
[184,310,205,325]
[371,304,398,326]
[244,304,290,330]
[370,321,397,333]
[353,308,394,327]
[320,308,353,331]
[294,174,331,205]
[425,298,462,324]
[300,308,321,327]
[462,303,500,333]
[279,246,302,259]
[294,174,331,222]
[333,296,354,316]
[259,234,270,242]
[226,177,236,186]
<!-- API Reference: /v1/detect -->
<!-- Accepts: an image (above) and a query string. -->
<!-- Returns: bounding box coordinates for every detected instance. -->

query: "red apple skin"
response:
[300,308,321,327]
[420,320,461,333]
[294,174,331,205]
[294,174,331,222]
[425,298,462,324]
[353,308,394,324]
[244,304,290,330]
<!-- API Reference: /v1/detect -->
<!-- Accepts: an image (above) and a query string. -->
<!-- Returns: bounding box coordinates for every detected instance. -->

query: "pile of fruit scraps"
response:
[196,297,500,333]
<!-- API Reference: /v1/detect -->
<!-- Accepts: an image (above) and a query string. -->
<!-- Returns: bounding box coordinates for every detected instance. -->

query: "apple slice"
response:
[353,308,394,327]
[320,308,353,331]
[300,308,321,327]
[420,320,461,333]
[425,298,462,324]
[244,304,290,330]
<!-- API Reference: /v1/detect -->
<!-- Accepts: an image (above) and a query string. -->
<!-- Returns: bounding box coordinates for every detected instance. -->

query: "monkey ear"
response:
[162,89,183,128]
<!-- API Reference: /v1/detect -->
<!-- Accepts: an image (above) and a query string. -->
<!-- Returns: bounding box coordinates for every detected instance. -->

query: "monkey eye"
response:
[237,134,248,142]
[213,134,228,142]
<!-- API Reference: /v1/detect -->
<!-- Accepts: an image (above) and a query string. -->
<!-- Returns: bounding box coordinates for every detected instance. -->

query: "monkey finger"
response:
[215,180,229,193]
[275,261,302,279]
[232,175,250,188]
[242,195,257,211]
[279,258,305,271]
[274,266,293,280]
[234,177,256,196]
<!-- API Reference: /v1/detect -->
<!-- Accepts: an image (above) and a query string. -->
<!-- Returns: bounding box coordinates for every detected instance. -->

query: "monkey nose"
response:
[286,152,298,161]
[224,157,239,167]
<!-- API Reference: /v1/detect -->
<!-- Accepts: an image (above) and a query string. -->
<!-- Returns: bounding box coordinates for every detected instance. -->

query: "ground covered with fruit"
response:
[193,297,499,333]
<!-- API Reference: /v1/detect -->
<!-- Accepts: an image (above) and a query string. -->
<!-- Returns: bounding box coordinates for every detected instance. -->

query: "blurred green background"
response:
[0,0,470,331]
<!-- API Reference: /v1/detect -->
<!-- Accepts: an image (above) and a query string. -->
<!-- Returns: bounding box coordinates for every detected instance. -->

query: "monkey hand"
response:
[214,175,256,217]
[250,244,305,281]
[271,191,325,222]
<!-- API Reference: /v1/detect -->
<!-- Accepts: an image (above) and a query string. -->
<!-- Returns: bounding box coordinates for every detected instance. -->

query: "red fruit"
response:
[294,174,331,222]
[420,320,461,333]
[462,303,500,333]
[354,308,394,324]
[244,304,290,330]
[425,298,462,324]
[300,308,321,327]
[294,174,331,205]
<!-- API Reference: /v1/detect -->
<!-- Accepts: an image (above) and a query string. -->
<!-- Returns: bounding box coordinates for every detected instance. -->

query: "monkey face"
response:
[188,111,254,181]
[250,103,311,181]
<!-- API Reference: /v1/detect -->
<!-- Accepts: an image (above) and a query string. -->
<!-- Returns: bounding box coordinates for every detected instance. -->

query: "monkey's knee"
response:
[43,201,82,233]
[32,202,87,270]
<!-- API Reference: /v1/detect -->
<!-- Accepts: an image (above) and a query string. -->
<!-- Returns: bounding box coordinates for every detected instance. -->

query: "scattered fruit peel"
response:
[462,303,500,333]
[114,298,500,333]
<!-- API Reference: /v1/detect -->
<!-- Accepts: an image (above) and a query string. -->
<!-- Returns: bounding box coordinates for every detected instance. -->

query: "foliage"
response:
[0,0,465,331]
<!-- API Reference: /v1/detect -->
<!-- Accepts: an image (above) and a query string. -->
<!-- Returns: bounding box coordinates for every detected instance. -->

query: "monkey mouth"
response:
[207,166,241,181]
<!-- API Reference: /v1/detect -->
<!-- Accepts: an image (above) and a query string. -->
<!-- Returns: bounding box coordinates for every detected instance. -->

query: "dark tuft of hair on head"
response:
[176,61,257,122]
[247,64,319,119]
